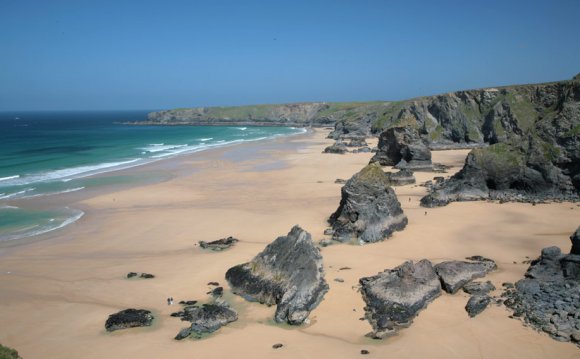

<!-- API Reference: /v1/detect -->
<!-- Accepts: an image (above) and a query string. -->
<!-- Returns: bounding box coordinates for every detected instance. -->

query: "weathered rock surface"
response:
[370,127,433,170]
[329,163,407,243]
[465,295,491,317]
[502,231,580,345]
[434,257,497,294]
[462,280,496,295]
[174,304,238,340]
[105,309,154,332]
[199,236,239,251]
[225,226,328,325]
[323,142,349,154]
[359,260,442,338]
[388,169,416,186]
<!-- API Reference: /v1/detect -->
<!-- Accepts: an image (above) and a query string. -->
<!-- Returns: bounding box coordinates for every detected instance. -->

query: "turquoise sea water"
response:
[0,111,304,241]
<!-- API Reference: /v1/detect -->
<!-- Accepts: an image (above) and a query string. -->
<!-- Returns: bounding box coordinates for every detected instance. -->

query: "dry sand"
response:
[0,129,578,358]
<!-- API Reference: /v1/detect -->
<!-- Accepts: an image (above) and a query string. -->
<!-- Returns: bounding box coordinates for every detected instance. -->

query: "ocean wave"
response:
[0,175,20,182]
[0,205,18,210]
[0,208,84,242]
[200,138,213,142]
[236,127,247,130]
[141,144,187,153]
[0,188,35,200]
[22,187,85,199]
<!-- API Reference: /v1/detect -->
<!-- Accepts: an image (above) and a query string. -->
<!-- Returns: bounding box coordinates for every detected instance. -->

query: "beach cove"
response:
[0,129,578,358]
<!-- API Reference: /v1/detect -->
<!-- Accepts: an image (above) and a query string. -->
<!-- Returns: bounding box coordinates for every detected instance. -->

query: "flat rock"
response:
[462,280,496,295]
[359,260,441,338]
[329,163,407,244]
[199,236,239,251]
[225,225,328,325]
[465,295,491,317]
[105,309,154,332]
[174,304,238,340]
[435,257,497,294]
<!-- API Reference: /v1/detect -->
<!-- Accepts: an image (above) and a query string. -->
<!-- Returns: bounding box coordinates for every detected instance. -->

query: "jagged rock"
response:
[571,227,580,255]
[434,257,497,294]
[225,226,328,325]
[105,309,154,332]
[359,260,441,338]
[462,281,496,295]
[199,236,239,251]
[388,169,416,186]
[502,230,580,345]
[174,304,238,340]
[465,295,491,317]
[370,127,433,170]
[323,142,349,154]
[329,163,407,244]
[0,344,21,359]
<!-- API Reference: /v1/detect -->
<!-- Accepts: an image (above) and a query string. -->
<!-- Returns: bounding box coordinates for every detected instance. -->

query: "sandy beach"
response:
[0,129,578,359]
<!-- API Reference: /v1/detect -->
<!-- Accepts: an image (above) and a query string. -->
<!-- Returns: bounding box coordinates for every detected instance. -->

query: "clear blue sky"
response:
[1,0,579,111]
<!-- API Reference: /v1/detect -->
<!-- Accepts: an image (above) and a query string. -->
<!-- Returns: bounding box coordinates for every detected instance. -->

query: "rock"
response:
[105,309,154,332]
[462,281,496,295]
[334,278,345,283]
[199,236,239,251]
[272,343,283,349]
[361,349,370,355]
[174,304,238,340]
[571,227,580,255]
[127,272,138,278]
[389,169,416,185]
[140,273,155,279]
[359,260,441,338]
[225,226,329,325]
[370,127,433,171]
[434,257,497,294]
[339,267,352,271]
[207,282,219,286]
[208,287,223,298]
[329,163,408,244]
[353,147,371,153]
[334,179,347,184]
[323,228,335,235]
[179,300,198,306]
[346,138,368,147]
[0,344,21,359]
[323,142,349,154]
[465,295,491,317]
[572,331,580,343]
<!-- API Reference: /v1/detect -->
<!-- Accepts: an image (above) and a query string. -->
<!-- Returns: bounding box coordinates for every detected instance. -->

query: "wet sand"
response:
[0,129,578,358]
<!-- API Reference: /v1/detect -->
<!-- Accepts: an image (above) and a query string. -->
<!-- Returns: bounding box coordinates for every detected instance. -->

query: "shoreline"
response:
[0,129,578,358]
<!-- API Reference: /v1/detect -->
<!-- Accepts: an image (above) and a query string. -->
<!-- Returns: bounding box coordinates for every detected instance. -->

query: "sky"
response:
[1,0,579,111]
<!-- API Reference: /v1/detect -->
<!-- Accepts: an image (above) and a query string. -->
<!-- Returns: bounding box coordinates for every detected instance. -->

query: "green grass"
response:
[0,344,20,359]
[564,124,580,137]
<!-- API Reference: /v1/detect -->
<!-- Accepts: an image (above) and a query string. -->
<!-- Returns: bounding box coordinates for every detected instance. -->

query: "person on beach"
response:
[167,297,171,305]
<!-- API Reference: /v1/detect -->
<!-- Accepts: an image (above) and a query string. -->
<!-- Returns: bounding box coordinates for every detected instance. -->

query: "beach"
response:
[0,129,578,358]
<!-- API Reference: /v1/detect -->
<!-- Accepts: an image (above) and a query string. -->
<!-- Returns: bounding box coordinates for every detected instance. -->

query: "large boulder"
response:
[105,309,154,332]
[225,226,328,325]
[359,260,442,338]
[434,257,497,294]
[329,163,407,244]
[370,127,433,170]
[174,304,238,340]
[465,295,491,317]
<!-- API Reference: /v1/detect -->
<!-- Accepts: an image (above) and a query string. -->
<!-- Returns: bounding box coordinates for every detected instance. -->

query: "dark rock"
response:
[208,287,223,298]
[207,282,220,286]
[127,272,138,278]
[272,343,283,349]
[370,127,433,171]
[361,349,370,354]
[388,169,416,186]
[571,227,580,255]
[339,267,352,271]
[353,147,372,153]
[329,163,407,244]
[140,273,155,279]
[199,236,239,251]
[179,300,198,306]
[323,142,349,154]
[174,304,238,340]
[462,281,496,295]
[225,225,329,325]
[434,257,497,294]
[465,295,491,317]
[105,309,154,332]
[323,228,335,235]
[359,260,441,338]
[334,278,345,283]
[346,138,368,147]
[334,179,347,184]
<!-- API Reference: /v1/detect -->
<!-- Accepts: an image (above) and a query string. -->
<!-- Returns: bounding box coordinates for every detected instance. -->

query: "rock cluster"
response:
[370,127,433,171]
[329,163,407,244]
[434,256,497,294]
[225,226,328,325]
[126,272,155,279]
[199,236,239,251]
[174,303,238,340]
[502,229,580,344]
[105,309,154,332]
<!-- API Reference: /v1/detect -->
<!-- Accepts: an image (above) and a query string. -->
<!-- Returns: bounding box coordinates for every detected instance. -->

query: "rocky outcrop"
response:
[174,304,238,340]
[359,260,442,338]
[329,163,407,244]
[323,142,349,154]
[502,240,580,344]
[388,169,416,186]
[420,138,580,207]
[370,127,433,171]
[434,257,497,294]
[465,295,491,317]
[105,309,154,332]
[225,226,328,325]
[199,237,239,251]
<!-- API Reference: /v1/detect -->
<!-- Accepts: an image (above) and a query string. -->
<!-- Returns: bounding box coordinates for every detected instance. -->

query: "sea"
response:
[0,110,305,242]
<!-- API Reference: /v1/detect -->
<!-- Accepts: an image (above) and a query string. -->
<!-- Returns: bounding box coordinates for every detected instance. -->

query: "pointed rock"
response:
[225,226,328,325]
